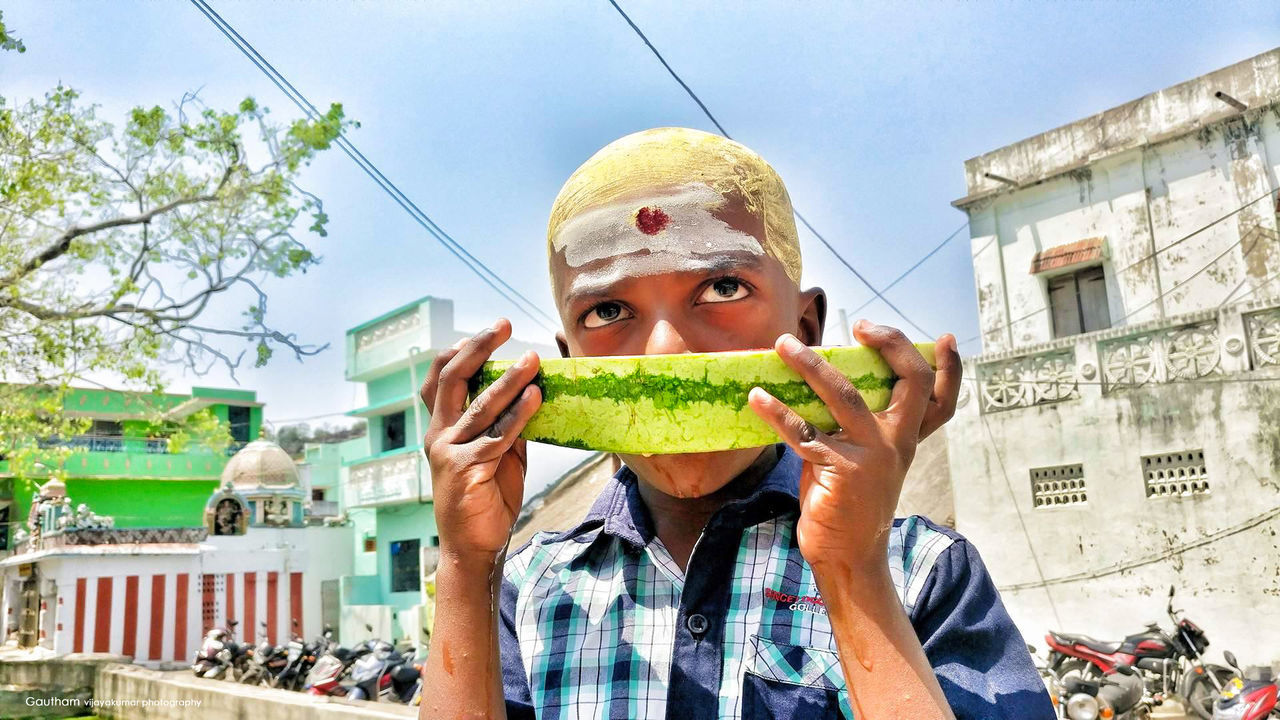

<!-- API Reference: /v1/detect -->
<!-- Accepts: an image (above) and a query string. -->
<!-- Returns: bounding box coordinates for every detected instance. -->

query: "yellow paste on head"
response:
[547,127,802,290]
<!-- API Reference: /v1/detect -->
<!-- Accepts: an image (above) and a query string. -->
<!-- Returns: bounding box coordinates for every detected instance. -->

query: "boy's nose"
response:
[644,320,690,355]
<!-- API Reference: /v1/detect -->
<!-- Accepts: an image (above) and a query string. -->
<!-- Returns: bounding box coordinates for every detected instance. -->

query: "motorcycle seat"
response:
[1051,631,1121,654]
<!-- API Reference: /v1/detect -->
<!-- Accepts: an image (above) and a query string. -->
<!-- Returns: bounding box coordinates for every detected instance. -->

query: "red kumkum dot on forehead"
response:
[635,206,670,235]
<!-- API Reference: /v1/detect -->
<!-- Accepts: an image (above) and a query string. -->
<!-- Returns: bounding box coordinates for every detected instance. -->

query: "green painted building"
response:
[0,386,262,552]
[323,295,554,644]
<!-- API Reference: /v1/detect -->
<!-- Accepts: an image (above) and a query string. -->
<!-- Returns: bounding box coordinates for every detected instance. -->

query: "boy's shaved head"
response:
[547,128,801,295]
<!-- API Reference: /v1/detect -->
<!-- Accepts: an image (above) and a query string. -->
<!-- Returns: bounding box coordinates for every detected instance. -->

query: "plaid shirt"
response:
[499,446,1054,719]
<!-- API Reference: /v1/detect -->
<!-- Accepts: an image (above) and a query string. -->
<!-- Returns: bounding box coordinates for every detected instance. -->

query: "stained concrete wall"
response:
[950,48,1280,671]
[947,328,1280,667]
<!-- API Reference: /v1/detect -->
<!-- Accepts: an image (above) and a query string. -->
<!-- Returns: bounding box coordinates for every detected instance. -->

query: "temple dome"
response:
[221,439,300,491]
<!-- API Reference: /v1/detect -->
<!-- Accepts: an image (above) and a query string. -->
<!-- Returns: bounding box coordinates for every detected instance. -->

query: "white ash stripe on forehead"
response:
[550,183,765,269]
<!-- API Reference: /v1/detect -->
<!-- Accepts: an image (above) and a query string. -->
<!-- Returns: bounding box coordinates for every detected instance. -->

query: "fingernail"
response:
[781,334,804,354]
[749,387,772,404]
[855,318,869,329]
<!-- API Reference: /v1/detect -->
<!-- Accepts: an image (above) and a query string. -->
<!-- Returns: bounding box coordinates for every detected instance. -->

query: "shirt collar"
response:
[574,444,802,553]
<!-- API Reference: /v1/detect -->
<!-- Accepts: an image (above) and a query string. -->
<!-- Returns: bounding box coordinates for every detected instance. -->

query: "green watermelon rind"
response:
[469,344,935,455]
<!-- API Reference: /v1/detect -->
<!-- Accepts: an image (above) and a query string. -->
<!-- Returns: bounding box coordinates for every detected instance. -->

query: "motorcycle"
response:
[273,619,324,692]
[190,619,243,680]
[1213,650,1279,720]
[239,620,288,687]
[345,636,421,703]
[1057,662,1152,719]
[1046,585,1231,719]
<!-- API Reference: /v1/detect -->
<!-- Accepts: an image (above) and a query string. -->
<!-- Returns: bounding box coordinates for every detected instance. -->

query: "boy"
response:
[419,128,1053,719]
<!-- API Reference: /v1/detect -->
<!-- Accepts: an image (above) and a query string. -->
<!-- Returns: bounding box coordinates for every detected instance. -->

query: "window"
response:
[228,405,251,443]
[1142,450,1209,498]
[363,535,376,553]
[381,411,406,452]
[1047,266,1111,338]
[87,420,123,437]
[389,538,421,593]
[311,488,326,502]
[0,504,9,551]
[1030,464,1087,508]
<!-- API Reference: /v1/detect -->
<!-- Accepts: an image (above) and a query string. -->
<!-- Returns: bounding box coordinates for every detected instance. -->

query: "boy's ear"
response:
[798,288,827,346]
[555,331,571,358]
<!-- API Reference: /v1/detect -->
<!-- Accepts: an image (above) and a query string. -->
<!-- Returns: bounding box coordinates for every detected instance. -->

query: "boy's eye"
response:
[583,302,632,328]
[698,277,749,304]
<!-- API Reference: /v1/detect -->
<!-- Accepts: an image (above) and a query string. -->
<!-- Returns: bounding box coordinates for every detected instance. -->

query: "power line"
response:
[607,0,933,340]
[851,220,969,315]
[188,0,559,335]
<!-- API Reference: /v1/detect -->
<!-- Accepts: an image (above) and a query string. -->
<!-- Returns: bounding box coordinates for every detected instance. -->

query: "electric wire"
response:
[188,0,559,335]
[851,220,969,315]
[607,0,934,339]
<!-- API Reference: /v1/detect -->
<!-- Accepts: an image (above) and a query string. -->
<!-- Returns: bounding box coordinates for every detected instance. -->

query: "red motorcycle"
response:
[1213,650,1279,719]
[1046,586,1231,719]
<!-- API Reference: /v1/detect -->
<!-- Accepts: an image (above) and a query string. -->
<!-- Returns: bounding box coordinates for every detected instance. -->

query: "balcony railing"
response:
[33,436,249,456]
[973,300,1279,414]
[346,449,429,507]
[309,500,340,517]
[40,435,172,454]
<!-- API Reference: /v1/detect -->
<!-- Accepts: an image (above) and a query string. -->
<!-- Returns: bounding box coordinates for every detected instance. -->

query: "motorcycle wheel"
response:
[1183,666,1233,720]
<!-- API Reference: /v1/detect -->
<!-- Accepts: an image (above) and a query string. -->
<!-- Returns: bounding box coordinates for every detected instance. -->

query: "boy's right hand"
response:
[420,318,542,566]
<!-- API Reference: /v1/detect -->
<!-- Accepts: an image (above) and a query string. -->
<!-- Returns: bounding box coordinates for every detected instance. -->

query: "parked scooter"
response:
[1213,651,1279,720]
[1046,585,1231,719]
[345,632,420,703]
[190,619,243,680]
[1056,662,1152,719]
[305,626,367,697]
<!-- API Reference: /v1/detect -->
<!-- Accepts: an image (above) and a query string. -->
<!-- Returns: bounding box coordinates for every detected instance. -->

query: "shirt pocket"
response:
[742,635,853,719]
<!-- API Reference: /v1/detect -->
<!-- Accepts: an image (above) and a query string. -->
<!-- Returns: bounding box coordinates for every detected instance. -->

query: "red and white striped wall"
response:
[57,571,305,663]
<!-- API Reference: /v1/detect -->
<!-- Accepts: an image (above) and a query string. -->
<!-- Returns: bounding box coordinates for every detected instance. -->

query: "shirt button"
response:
[686,613,709,636]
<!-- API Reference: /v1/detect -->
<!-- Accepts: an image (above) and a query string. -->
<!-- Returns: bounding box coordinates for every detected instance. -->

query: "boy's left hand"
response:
[747,321,961,571]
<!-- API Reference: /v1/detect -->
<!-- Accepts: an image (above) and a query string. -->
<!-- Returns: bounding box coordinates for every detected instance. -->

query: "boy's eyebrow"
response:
[561,253,766,304]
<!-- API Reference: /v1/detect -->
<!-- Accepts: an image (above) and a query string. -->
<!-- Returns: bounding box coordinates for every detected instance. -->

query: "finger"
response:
[919,333,961,440]
[747,387,839,466]
[450,351,540,442]
[774,333,876,438]
[470,385,542,460]
[421,344,463,418]
[852,320,932,438]
[434,318,512,427]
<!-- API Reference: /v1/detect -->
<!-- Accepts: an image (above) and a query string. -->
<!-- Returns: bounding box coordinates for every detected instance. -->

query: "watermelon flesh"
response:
[469,344,936,455]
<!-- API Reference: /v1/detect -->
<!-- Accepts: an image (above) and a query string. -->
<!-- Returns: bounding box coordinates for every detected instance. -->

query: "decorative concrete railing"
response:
[973,299,1280,414]
[14,527,208,555]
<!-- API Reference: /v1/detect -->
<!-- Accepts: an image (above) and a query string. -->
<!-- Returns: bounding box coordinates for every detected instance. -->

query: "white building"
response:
[948,48,1280,665]
[0,440,352,665]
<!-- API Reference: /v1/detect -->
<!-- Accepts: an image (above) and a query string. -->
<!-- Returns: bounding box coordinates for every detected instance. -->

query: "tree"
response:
[0,12,354,480]
[269,421,368,458]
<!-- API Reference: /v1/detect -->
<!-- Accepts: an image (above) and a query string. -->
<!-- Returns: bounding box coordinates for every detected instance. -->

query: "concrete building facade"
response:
[1,386,263,555]
[0,439,351,663]
[322,295,555,648]
[949,49,1280,665]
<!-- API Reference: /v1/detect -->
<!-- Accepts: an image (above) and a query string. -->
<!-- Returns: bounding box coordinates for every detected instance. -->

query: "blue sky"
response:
[3,1,1278,486]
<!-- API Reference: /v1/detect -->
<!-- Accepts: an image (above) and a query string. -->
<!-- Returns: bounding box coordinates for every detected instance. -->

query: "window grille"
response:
[1030,464,1087,508]
[1142,450,1209,498]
